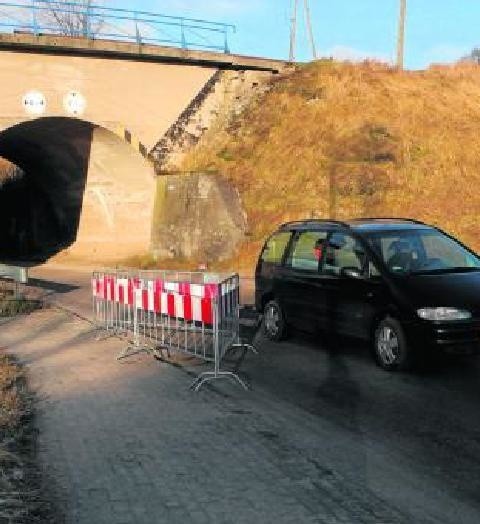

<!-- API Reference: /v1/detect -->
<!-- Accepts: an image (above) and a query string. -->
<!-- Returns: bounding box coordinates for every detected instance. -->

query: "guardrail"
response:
[0,263,28,299]
[0,263,28,284]
[0,0,236,53]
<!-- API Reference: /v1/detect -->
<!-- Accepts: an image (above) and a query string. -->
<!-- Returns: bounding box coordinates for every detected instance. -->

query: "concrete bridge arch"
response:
[0,35,283,263]
[0,116,155,262]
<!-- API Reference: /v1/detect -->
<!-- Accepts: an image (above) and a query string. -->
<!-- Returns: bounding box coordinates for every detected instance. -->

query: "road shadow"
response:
[27,278,79,294]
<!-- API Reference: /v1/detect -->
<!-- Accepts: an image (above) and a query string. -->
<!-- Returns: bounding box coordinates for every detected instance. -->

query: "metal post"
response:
[31,0,38,35]
[135,13,142,45]
[303,0,317,60]
[397,0,407,70]
[85,2,91,39]
[180,18,186,49]
[223,29,229,54]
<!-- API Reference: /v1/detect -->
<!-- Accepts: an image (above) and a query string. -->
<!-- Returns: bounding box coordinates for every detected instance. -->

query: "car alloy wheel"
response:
[263,300,286,341]
[374,317,411,371]
[376,325,399,365]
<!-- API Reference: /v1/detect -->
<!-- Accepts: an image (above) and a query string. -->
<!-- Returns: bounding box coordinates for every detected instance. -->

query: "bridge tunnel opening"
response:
[0,117,94,262]
[0,117,156,264]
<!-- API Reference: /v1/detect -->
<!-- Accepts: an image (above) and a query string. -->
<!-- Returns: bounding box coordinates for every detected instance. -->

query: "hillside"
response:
[181,60,480,272]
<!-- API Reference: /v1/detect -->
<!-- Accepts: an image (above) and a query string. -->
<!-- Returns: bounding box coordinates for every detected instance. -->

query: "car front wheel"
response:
[374,317,412,371]
[263,299,287,341]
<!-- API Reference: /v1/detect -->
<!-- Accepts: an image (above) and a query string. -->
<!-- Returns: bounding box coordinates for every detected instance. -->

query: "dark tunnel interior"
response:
[0,117,94,263]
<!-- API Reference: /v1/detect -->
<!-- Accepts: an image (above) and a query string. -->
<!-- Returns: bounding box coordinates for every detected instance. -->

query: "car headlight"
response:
[417,307,472,321]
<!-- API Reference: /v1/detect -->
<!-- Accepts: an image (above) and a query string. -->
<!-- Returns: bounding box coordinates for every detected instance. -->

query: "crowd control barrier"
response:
[92,270,256,391]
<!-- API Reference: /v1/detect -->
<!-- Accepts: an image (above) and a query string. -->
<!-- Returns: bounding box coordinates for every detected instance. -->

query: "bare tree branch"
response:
[44,0,103,38]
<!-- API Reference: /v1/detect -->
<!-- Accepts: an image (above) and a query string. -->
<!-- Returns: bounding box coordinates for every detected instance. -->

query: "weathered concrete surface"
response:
[152,69,275,171]
[0,48,215,152]
[152,173,247,262]
[73,126,155,261]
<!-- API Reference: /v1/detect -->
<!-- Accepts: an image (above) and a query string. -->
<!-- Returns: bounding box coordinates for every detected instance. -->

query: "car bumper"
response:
[405,319,480,355]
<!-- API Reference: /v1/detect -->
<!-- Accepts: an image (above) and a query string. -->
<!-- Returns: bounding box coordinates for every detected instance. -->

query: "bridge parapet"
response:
[0,32,286,73]
[0,0,235,53]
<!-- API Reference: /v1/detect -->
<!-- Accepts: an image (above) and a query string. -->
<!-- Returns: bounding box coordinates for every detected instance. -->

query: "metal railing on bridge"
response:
[0,0,236,53]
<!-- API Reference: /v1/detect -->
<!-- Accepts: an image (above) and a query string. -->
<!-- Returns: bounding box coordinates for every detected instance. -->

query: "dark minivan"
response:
[255,219,480,370]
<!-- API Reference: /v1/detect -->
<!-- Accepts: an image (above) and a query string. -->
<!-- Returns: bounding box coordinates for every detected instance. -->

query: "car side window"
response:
[323,233,366,276]
[286,231,328,271]
[421,234,467,267]
[261,232,292,265]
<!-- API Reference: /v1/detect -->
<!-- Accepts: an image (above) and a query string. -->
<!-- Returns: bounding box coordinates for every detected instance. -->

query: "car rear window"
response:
[261,231,292,265]
[286,231,328,271]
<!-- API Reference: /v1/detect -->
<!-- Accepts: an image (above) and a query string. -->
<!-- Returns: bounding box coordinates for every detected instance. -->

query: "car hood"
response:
[397,271,480,312]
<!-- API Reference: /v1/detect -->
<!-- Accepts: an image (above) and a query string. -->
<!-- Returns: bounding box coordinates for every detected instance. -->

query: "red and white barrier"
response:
[92,274,237,325]
[92,269,254,391]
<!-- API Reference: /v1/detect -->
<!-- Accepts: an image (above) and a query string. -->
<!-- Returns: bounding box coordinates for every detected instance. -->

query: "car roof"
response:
[278,218,435,233]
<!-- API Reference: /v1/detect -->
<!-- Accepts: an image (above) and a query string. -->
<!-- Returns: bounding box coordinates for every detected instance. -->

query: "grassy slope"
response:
[181,60,480,273]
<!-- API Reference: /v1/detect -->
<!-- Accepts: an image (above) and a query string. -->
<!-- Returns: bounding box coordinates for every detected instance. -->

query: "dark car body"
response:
[255,219,480,357]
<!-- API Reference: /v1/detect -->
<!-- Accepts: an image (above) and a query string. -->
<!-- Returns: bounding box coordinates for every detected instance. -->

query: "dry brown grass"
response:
[180,59,480,273]
[0,344,56,522]
[0,352,29,522]
[0,354,24,435]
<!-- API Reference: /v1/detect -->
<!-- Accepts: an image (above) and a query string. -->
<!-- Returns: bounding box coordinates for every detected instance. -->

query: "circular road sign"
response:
[63,91,87,116]
[22,91,46,116]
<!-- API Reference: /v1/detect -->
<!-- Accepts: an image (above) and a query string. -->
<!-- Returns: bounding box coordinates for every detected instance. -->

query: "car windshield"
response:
[366,228,480,276]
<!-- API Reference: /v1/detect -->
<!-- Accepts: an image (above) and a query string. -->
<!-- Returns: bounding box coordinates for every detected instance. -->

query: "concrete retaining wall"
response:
[152,173,246,262]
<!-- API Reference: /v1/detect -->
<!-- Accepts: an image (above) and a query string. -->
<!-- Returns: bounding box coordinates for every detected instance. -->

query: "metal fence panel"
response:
[92,269,255,391]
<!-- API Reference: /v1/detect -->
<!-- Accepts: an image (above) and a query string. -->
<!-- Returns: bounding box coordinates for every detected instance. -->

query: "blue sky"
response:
[116,1,479,68]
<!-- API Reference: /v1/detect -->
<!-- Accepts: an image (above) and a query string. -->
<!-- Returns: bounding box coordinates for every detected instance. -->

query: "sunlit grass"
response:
[179,60,480,273]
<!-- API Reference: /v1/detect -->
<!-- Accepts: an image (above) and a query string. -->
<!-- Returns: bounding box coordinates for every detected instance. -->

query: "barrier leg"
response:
[190,306,251,391]
[117,305,152,360]
[94,299,117,342]
[190,370,249,392]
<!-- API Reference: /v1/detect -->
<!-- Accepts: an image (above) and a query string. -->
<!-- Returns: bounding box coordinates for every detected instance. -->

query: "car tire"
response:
[373,316,412,371]
[263,299,287,341]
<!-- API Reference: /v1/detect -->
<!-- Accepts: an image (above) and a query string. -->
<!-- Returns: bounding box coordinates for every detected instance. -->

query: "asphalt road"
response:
[15,265,480,522]
[241,326,480,524]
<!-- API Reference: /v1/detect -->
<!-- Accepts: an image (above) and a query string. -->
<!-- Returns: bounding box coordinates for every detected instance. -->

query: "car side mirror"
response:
[341,267,363,279]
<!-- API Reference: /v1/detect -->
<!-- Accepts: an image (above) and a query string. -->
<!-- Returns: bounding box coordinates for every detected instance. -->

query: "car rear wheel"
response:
[263,300,287,341]
[374,317,412,371]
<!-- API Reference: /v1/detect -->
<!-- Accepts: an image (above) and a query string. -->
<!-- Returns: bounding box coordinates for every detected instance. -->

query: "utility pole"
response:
[289,0,317,62]
[396,0,407,69]
[303,0,318,60]
[289,0,298,62]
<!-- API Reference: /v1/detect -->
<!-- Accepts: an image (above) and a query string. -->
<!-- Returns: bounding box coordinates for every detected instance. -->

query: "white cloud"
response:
[321,45,391,64]
[422,44,470,66]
